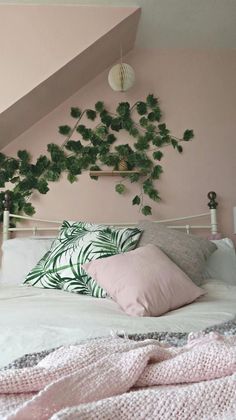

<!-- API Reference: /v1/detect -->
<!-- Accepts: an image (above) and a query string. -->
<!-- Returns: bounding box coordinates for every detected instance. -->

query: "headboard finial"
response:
[207,191,218,210]
[3,191,11,211]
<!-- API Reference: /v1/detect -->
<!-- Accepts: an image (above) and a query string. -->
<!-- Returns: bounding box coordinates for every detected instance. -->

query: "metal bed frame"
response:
[1,191,219,242]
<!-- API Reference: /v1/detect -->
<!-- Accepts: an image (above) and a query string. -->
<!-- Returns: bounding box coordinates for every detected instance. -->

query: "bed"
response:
[0,191,236,419]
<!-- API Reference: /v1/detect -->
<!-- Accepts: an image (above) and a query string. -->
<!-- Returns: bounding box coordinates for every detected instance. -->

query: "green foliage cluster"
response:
[0,94,194,221]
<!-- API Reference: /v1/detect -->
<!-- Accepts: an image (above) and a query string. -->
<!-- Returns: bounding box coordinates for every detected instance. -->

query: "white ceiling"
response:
[1,0,236,49]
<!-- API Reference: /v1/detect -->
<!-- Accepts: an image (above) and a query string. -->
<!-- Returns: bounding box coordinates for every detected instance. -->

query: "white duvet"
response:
[0,280,235,368]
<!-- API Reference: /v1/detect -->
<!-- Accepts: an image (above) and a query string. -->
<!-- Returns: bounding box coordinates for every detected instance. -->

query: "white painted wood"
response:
[6,224,212,238]
[8,227,60,232]
[2,198,218,240]
[8,213,62,224]
[8,211,211,225]
[210,208,218,235]
[3,210,10,241]
[148,212,210,223]
[234,207,236,234]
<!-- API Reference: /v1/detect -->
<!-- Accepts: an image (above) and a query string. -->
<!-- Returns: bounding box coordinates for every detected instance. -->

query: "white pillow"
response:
[0,237,55,285]
[203,238,236,285]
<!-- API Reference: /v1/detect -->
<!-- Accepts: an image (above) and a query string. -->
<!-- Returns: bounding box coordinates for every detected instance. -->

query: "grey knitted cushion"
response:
[138,221,217,286]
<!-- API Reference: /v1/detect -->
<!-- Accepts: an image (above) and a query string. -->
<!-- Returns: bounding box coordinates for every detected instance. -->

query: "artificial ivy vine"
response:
[0,94,194,223]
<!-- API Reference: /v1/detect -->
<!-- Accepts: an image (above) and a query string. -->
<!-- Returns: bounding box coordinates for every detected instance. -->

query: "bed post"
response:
[3,191,10,242]
[207,191,218,236]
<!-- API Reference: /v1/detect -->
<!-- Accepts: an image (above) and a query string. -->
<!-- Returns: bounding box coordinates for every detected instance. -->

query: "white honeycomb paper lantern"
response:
[108,63,135,92]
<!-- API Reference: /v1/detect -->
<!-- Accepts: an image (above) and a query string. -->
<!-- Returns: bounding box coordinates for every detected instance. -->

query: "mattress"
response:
[0,280,235,368]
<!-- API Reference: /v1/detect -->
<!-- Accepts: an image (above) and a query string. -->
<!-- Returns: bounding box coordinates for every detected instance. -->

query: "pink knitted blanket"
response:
[0,333,235,419]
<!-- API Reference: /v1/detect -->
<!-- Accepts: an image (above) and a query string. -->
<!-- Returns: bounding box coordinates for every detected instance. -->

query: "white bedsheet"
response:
[0,280,235,368]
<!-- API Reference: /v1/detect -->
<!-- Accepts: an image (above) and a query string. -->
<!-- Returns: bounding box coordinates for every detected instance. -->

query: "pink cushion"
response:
[82,244,205,317]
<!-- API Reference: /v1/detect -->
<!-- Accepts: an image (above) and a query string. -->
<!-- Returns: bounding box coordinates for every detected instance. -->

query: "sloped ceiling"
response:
[0,5,140,148]
[1,0,235,149]
[1,0,236,49]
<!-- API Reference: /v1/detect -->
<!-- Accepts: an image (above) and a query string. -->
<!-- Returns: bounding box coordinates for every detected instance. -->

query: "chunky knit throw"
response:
[0,332,235,419]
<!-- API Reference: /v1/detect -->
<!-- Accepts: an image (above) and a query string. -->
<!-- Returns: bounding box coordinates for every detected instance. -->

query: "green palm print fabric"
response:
[24,221,141,297]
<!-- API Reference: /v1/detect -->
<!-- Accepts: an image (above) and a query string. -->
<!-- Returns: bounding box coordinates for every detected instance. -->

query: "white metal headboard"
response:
[1,191,219,242]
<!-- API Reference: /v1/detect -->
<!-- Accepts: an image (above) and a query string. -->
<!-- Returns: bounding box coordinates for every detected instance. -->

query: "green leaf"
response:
[152,136,163,147]
[4,159,20,177]
[183,129,194,141]
[82,128,93,141]
[115,183,126,194]
[19,161,31,176]
[132,195,141,205]
[58,125,71,136]
[158,123,169,136]
[90,134,102,147]
[47,144,65,162]
[147,124,156,132]
[45,170,60,182]
[23,202,35,216]
[146,94,158,108]
[177,145,183,153]
[86,109,97,121]
[155,108,162,121]
[151,165,163,179]
[35,155,51,174]
[95,101,104,113]
[115,144,133,159]
[97,144,109,156]
[139,117,148,127]
[106,134,117,144]
[99,154,119,168]
[153,151,163,161]
[76,124,85,135]
[17,150,30,162]
[129,173,140,183]
[171,139,178,148]
[89,165,101,180]
[148,108,162,122]
[0,153,6,165]
[0,173,7,188]
[70,107,81,118]
[131,152,152,171]
[134,135,150,151]
[129,127,139,138]
[116,102,130,118]
[148,189,160,201]
[162,135,171,144]
[65,140,83,153]
[143,179,153,194]
[100,111,112,127]
[10,176,20,183]
[66,156,82,175]
[144,133,153,142]
[110,118,122,132]
[37,179,49,194]
[141,205,152,216]
[122,118,133,131]
[2,158,19,179]
[96,125,108,138]
[137,102,147,115]
[67,173,77,183]
[15,176,37,193]
[147,112,156,122]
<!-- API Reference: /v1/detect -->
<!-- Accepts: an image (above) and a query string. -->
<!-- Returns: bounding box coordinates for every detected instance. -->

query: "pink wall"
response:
[0,4,140,147]
[3,48,236,241]
[0,4,138,113]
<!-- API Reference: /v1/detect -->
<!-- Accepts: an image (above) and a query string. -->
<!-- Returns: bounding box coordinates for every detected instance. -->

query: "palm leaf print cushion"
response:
[24,221,141,297]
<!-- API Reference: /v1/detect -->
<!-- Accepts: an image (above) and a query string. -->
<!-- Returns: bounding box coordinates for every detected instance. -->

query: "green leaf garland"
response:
[0,94,194,223]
